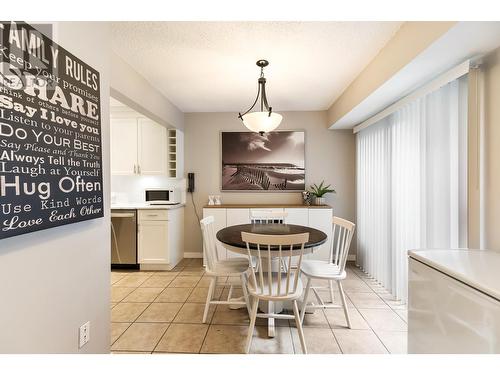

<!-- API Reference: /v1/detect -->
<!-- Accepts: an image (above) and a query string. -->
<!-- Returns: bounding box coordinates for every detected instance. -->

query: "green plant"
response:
[309,181,336,197]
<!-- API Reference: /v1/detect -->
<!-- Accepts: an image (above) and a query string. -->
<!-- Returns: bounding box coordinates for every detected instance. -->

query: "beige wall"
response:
[0,22,110,353]
[183,111,356,255]
[110,52,184,130]
[482,47,500,250]
[327,21,456,127]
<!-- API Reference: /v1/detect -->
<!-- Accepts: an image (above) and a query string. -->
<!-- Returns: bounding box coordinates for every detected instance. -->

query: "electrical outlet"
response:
[79,321,90,348]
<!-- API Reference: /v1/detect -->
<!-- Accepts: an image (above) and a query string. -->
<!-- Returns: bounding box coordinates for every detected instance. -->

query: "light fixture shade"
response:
[241,111,283,133]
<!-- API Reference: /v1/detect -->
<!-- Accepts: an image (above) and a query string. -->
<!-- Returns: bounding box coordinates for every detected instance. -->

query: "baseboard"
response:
[184,252,203,258]
[347,254,356,261]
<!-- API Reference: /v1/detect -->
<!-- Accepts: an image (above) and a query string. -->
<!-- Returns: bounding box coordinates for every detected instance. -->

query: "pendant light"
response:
[238,59,282,135]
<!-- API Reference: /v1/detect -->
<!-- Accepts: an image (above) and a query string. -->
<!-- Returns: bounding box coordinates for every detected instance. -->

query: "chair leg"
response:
[240,273,251,317]
[300,277,312,323]
[245,297,259,354]
[293,300,308,354]
[202,277,215,324]
[329,280,335,303]
[337,280,351,329]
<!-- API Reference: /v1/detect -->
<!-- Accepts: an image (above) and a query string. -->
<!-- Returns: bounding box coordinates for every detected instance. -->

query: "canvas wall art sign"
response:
[221,131,305,191]
[0,22,103,239]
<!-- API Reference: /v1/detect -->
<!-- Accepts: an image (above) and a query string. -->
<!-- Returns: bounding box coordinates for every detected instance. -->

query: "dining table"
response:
[216,223,328,337]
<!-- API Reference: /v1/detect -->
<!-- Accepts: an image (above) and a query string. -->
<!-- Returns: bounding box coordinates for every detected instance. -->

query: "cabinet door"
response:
[226,209,250,225]
[226,209,250,259]
[284,208,308,226]
[138,119,167,175]
[307,209,333,261]
[110,119,138,175]
[203,208,227,262]
[138,220,168,264]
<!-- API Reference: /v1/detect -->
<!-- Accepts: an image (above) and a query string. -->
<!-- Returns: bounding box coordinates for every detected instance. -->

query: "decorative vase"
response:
[301,191,312,205]
[313,196,325,206]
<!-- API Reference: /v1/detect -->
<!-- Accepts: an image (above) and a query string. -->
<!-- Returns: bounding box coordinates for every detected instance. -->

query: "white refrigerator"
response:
[408,249,500,353]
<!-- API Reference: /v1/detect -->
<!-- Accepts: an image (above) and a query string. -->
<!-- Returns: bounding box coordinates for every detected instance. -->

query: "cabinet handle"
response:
[138,164,141,174]
[133,164,137,174]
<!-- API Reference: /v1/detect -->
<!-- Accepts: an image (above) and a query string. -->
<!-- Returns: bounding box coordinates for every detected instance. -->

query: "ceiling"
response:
[110,22,402,113]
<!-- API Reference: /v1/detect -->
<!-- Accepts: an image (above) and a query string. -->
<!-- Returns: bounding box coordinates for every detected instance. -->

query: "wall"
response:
[183,111,356,255]
[110,52,184,130]
[0,22,111,353]
[327,21,456,127]
[481,47,500,250]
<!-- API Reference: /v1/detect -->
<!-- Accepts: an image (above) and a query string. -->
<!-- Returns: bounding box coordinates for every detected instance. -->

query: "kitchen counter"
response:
[111,203,185,210]
[202,203,331,209]
[408,248,500,301]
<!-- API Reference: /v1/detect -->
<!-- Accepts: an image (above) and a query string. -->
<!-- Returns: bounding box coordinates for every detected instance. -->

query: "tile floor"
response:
[110,259,408,354]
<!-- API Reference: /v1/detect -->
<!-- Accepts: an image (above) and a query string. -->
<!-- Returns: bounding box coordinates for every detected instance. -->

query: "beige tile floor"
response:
[110,259,407,354]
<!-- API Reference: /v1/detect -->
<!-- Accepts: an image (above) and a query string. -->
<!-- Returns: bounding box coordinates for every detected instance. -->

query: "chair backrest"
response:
[329,216,356,272]
[200,216,219,272]
[241,232,309,298]
[250,209,288,224]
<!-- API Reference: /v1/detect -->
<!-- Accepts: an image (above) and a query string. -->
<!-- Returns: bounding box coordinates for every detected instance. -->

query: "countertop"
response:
[408,249,500,301]
[203,204,332,209]
[111,203,185,210]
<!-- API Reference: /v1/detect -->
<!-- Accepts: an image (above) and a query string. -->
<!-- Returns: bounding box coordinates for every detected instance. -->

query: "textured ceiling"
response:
[111,22,402,112]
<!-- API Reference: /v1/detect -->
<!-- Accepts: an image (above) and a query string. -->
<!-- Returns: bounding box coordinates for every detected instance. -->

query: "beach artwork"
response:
[221,131,305,191]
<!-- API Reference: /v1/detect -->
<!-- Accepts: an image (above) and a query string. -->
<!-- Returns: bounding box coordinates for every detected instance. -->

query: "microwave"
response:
[145,188,180,205]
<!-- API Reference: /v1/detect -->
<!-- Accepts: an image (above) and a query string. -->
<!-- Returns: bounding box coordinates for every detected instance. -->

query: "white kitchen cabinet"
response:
[110,119,138,175]
[137,208,183,270]
[138,119,167,175]
[202,206,333,262]
[308,208,333,261]
[110,117,168,176]
[284,208,308,225]
[226,209,250,225]
[226,209,251,259]
[138,220,169,264]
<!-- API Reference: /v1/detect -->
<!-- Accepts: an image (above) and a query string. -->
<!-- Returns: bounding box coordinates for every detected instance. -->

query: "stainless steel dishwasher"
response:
[111,210,138,269]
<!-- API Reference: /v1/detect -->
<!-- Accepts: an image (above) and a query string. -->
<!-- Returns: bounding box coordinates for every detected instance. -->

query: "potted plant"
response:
[309,181,335,205]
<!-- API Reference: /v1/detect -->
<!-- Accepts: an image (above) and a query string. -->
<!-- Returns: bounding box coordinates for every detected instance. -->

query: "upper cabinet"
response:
[110,118,138,175]
[138,119,167,175]
[110,117,167,176]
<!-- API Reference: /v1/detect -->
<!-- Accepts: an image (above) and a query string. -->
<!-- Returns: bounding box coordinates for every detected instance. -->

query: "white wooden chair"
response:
[300,216,356,328]
[200,216,251,323]
[250,209,288,224]
[242,231,310,354]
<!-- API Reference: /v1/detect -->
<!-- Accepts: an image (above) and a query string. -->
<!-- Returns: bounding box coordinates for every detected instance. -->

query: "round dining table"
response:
[216,223,328,337]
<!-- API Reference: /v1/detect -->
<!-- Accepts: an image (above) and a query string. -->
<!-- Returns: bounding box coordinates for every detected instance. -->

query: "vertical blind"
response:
[356,76,468,302]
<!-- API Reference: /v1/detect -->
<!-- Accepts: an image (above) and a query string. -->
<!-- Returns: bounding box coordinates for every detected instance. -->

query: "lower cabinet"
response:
[307,209,333,261]
[138,220,169,264]
[202,207,333,263]
[138,208,183,270]
[226,208,250,259]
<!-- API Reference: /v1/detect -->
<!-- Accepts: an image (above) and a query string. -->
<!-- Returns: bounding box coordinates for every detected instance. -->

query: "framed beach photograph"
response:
[221,131,306,191]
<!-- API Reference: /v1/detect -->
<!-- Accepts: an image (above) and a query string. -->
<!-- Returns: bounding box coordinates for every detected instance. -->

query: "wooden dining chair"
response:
[241,231,310,354]
[299,216,356,328]
[200,216,251,323]
[250,209,288,224]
